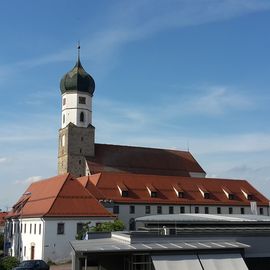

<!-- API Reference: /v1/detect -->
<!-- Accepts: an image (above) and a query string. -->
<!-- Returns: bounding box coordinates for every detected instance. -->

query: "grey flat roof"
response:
[70,238,249,253]
[135,214,270,223]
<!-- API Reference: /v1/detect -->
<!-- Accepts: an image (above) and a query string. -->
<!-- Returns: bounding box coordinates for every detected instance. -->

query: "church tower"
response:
[58,46,95,177]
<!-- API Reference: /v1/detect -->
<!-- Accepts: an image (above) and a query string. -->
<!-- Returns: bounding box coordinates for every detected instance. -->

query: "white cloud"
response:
[185,86,253,115]
[0,157,7,163]
[15,176,42,185]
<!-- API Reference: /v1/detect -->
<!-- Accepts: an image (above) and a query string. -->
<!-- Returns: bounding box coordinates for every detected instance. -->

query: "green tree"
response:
[0,256,20,270]
[92,220,125,232]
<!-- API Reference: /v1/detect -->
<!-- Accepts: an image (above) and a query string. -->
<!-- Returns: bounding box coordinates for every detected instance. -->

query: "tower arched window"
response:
[80,112,85,122]
[63,114,65,124]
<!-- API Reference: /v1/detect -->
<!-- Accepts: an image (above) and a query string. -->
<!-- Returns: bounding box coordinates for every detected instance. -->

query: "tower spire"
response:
[77,41,80,62]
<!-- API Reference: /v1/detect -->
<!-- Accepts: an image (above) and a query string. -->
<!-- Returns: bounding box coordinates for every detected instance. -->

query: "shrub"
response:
[0,256,20,270]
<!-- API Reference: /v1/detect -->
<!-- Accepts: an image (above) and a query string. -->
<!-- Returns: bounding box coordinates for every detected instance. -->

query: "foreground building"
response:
[70,213,270,270]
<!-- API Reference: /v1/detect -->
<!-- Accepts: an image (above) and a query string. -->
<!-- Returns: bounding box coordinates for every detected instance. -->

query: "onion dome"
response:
[60,48,95,95]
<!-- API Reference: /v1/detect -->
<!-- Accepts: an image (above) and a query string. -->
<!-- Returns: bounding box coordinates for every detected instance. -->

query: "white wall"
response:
[7,217,113,263]
[43,217,112,263]
[62,92,92,128]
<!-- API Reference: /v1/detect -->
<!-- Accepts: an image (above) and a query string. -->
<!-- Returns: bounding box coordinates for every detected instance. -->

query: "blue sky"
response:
[1,0,270,210]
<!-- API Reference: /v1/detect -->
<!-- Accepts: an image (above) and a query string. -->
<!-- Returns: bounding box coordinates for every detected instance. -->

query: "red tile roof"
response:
[84,172,269,206]
[86,143,205,176]
[8,173,114,218]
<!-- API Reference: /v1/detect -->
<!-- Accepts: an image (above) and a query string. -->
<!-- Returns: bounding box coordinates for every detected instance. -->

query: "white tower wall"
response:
[61,91,92,128]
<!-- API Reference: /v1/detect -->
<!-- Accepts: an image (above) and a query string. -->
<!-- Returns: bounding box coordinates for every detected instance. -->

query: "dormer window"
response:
[223,188,234,200]
[198,186,210,199]
[241,189,253,201]
[178,191,184,198]
[147,184,157,198]
[117,183,128,197]
[173,185,184,198]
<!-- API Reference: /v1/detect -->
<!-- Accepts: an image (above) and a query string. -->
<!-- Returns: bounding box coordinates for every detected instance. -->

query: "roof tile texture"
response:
[9,174,113,218]
[85,172,269,206]
[86,144,205,176]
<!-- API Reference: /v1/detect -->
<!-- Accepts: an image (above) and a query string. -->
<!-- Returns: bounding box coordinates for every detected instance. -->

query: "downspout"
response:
[41,218,45,260]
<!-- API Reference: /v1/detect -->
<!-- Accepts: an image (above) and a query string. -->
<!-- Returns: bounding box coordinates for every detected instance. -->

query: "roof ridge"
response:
[95,143,188,153]
[89,173,102,186]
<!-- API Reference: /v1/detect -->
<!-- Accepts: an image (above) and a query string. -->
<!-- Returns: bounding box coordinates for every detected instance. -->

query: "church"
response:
[57,48,206,179]
[5,49,270,263]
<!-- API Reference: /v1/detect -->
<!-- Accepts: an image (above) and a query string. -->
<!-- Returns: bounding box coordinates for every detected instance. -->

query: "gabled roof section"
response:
[86,172,269,206]
[9,174,113,218]
[86,143,206,177]
[78,175,105,200]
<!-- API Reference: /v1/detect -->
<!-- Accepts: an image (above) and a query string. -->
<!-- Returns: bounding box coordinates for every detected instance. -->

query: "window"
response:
[151,191,157,198]
[180,206,185,214]
[205,207,209,214]
[81,137,84,141]
[113,205,119,214]
[204,192,210,199]
[241,207,245,214]
[30,224,32,234]
[247,194,253,200]
[24,246,26,257]
[169,206,174,214]
[79,96,86,104]
[77,223,84,234]
[145,205,151,214]
[39,224,41,235]
[61,135,65,147]
[63,114,65,124]
[229,194,234,200]
[260,207,264,215]
[20,223,22,233]
[229,207,233,214]
[217,207,221,214]
[195,206,199,213]
[79,148,82,153]
[57,223,65,235]
[80,112,85,122]
[34,224,36,234]
[178,192,184,198]
[129,205,135,214]
[24,224,26,233]
[157,206,162,214]
[122,190,128,197]
[79,160,81,165]
[63,98,66,106]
